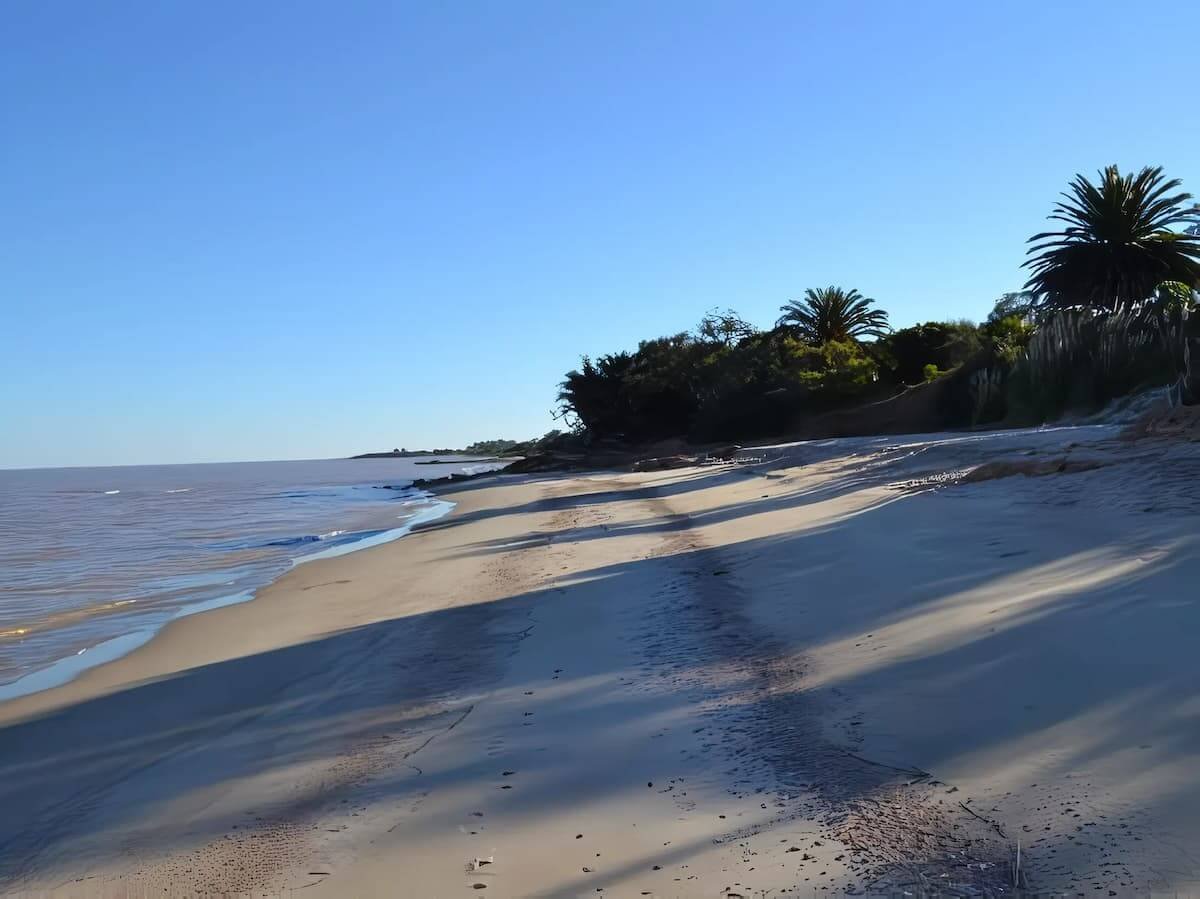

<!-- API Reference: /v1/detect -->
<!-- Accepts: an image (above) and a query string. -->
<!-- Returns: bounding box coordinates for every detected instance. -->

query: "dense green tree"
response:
[777,287,890,343]
[876,321,981,385]
[987,292,1039,323]
[1024,165,1200,311]
[556,352,637,436]
[979,314,1034,365]
[462,439,523,455]
[556,324,886,442]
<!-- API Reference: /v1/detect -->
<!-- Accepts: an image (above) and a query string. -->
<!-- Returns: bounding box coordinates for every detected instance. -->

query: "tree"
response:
[696,308,754,347]
[1024,165,1200,312]
[987,291,1038,323]
[556,352,636,437]
[876,321,981,385]
[777,287,890,343]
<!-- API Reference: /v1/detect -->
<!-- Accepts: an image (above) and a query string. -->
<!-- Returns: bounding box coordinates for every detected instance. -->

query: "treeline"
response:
[556,302,1032,442]
[461,439,525,456]
[461,434,571,456]
[554,165,1200,445]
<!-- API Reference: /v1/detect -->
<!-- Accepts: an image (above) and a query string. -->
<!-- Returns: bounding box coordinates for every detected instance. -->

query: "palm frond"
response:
[1024,165,1200,311]
[777,286,890,343]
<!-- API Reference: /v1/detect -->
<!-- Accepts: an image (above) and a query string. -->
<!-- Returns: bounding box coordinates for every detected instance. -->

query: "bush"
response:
[876,321,982,385]
[1006,306,1194,421]
[558,317,886,443]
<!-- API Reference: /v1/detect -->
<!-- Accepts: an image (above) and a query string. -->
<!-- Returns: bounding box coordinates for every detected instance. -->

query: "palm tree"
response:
[777,287,890,344]
[1024,165,1200,312]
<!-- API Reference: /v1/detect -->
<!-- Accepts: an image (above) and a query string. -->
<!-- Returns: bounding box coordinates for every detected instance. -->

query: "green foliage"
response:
[556,351,637,436]
[777,287,890,344]
[988,292,1039,322]
[505,429,582,455]
[1155,280,1199,311]
[1007,305,1195,421]
[556,306,889,443]
[876,321,982,385]
[461,439,523,455]
[1024,165,1200,311]
[549,165,1200,446]
[793,340,879,392]
[980,314,1035,365]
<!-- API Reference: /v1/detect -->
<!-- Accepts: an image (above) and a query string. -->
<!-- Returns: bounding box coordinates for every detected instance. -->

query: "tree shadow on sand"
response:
[1,449,1197,894]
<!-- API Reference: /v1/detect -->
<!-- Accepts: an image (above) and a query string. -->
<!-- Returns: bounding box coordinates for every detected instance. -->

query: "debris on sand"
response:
[958,456,1107,483]
[896,454,1108,490]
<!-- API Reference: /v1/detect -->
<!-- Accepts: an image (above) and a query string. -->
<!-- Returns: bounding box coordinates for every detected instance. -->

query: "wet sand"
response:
[2,426,1200,896]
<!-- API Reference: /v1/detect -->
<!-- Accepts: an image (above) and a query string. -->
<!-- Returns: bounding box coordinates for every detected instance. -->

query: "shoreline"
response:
[0,473,481,706]
[2,428,1199,894]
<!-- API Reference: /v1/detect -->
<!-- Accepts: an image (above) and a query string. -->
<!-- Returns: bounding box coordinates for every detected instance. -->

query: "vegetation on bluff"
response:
[554,165,1200,446]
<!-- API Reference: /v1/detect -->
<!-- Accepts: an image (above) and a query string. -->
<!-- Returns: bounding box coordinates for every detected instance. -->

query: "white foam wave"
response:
[296,499,455,565]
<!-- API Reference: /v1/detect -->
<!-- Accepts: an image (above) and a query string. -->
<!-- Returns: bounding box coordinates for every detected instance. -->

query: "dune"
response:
[1,424,1199,895]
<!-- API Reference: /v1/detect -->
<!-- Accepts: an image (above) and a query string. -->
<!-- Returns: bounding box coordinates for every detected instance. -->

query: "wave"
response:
[241,526,384,550]
[295,499,454,565]
[263,528,370,548]
[0,499,457,702]
[213,515,427,554]
[0,472,462,703]
[262,534,324,547]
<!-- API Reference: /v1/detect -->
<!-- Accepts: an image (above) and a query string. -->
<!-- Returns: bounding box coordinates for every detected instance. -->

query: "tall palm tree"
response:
[777,287,890,344]
[1024,165,1200,311]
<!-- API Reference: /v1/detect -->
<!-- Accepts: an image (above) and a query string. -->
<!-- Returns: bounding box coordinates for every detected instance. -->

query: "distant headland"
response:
[350,439,525,460]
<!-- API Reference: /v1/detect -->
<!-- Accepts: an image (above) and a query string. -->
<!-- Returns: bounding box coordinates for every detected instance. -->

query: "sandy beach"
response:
[3,425,1200,896]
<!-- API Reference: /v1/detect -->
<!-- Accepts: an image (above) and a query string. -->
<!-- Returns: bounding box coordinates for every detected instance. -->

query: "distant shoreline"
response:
[413,457,502,465]
[350,450,455,459]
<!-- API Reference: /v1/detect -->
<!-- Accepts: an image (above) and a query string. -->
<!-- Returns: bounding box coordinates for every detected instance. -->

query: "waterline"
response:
[0,498,457,704]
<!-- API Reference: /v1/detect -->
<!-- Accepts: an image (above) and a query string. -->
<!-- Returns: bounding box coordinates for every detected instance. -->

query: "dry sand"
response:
[2,425,1200,896]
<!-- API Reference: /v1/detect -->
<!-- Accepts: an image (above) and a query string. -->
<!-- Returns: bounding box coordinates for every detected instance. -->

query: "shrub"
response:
[1007,306,1194,421]
[877,321,982,385]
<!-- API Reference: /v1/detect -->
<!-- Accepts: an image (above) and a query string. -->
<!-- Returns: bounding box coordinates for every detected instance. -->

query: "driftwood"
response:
[957,800,1008,840]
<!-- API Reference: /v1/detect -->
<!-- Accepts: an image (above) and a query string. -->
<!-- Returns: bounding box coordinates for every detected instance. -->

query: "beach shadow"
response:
[1,445,1197,893]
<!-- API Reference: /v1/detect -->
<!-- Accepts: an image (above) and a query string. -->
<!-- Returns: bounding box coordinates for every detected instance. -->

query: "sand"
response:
[2,425,1200,896]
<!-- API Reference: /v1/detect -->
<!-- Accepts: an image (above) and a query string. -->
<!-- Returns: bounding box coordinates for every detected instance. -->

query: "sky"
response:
[2,1,1198,469]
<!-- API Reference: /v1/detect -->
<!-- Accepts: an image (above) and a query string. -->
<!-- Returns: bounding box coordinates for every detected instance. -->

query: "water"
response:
[0,456,502,699]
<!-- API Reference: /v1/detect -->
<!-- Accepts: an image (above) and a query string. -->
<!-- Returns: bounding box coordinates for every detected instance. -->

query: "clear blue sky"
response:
[3,1,1197,468]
